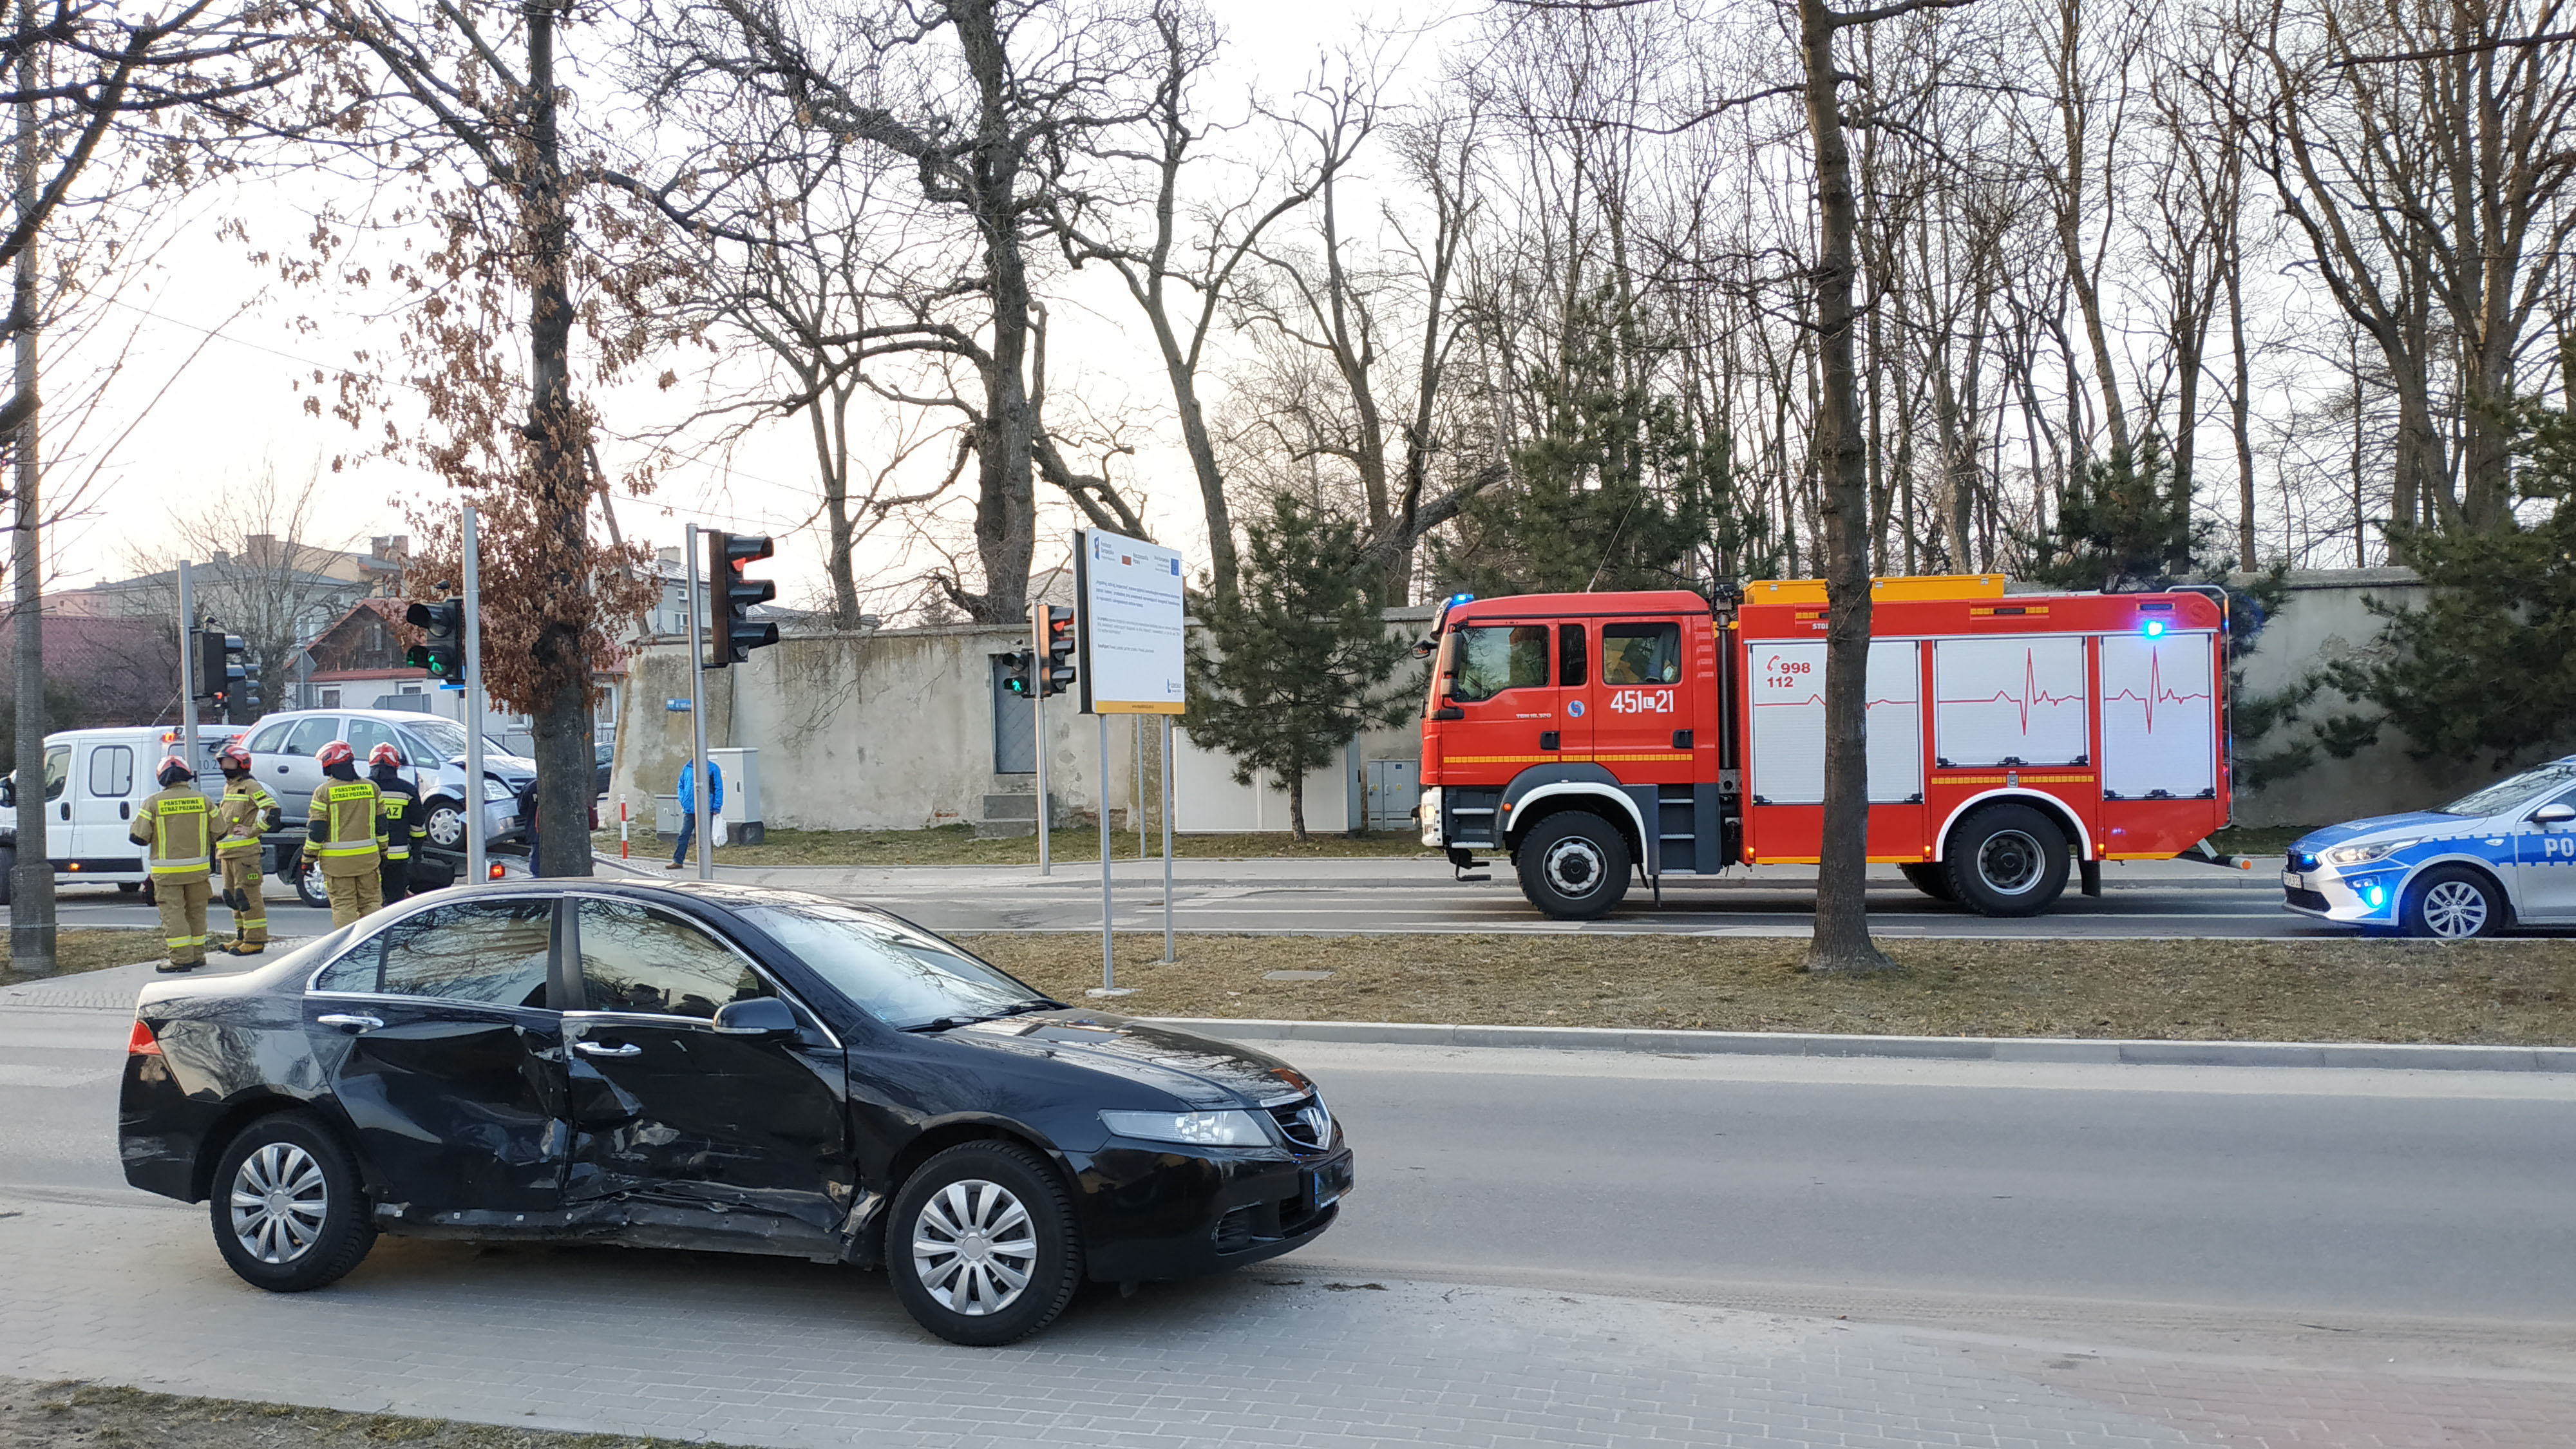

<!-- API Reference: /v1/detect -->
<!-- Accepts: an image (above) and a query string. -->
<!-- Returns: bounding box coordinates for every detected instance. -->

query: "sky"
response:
[43,0,1432,615]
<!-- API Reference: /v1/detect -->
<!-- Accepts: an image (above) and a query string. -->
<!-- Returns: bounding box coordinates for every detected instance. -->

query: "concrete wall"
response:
[606,623,1140,835]
[2228,567,2486,829]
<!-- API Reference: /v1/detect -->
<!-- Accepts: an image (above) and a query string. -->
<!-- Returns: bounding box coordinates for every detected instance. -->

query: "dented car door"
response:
[560,896,855,1255]
[303,896,570,1219]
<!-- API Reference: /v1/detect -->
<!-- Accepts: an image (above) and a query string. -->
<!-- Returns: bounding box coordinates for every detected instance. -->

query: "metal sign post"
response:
[1162,714,1175,963]
[462,505,487,889]
[1097,715,1116,994]
[176,560,198,776]
[685,522,712,880]
[1071,527,1186,998]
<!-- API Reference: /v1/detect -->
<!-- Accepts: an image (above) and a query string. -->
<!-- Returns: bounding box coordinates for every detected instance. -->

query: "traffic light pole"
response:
[1096,714,1122,996]
[463,504,487,890]
[177,560,198,780]
[685,522,711,881]
[1030,600,1050,877]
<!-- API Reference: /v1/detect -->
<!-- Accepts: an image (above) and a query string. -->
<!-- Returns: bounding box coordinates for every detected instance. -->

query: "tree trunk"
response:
[10,0,54,975]
[1287,770,1306,843]
[1800,0,1893,975]
[959,0,1034,623]
[523,1,592,880]
[2226,240,2255,571]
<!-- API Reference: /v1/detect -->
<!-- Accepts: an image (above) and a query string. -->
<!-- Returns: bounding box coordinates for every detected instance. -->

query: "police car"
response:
[2283,758,2576,938]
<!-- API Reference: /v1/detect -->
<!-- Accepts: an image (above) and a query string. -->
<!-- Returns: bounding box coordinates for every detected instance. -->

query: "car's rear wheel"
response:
[209,1112,375,1292]
[295,860,329,909]
[1943,803,2070,917]
[1514,810,1633,920]
[2402,866,2507,939]
[1898,862,1955,903]
[888,1142,1082,1347]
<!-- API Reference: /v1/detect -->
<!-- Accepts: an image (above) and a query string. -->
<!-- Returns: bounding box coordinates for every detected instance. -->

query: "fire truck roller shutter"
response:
[1932,635,2088,768]
[1499,764,1648,861]
[2098,631,2218,800]
[1746,639,1924,804]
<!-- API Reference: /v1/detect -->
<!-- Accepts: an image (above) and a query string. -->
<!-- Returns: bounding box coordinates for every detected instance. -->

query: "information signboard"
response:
[1072,527,1187,715]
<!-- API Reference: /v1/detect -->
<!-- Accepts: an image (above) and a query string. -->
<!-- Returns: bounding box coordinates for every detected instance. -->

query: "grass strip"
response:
[0,1379,749,1449]
[2,928,158,985]
[594,822,1431,867]
[958,932,2576,1046]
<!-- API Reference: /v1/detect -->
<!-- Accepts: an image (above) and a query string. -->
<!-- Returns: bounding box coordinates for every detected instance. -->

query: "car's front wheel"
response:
[1514,810,1633,920]
[2403,866,2508,939]
[422,799,466,851]
[209,1112,375,1292]
[887,1142,1083,1347]
[295,859,329,909]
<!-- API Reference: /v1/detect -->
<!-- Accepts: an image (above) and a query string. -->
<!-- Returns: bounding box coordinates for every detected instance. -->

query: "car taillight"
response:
[488,862,507,880]
[126,1019,162,1056]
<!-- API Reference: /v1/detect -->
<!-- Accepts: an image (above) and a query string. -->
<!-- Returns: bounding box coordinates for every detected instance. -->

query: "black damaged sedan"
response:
[118,882,1354,1345]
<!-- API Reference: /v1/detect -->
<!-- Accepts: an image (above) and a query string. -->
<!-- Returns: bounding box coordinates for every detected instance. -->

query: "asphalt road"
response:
[6,979,2571,1349]
[3,853,2355,939]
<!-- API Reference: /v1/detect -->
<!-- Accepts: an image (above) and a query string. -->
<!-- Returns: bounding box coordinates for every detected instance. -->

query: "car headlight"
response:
[2325,839,2414,867]
[1099,1109,1272,1147]
[482,777,517,801]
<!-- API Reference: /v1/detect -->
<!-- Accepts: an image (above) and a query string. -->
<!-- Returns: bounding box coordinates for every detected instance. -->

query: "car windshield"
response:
[396,717,509,763]
[736,900,1054,1031]
[2436,761,2576,817]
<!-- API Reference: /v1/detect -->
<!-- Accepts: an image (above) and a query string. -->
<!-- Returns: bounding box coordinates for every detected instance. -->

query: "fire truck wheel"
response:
[1515,811,1632,920]
[1898,862,1955,903]
[1943,804,2070,918]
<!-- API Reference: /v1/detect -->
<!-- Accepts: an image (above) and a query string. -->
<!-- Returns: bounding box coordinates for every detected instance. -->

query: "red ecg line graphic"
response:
[2103,648,2211,732]
[1753,694,1913,709]
[1935,648,2085,733]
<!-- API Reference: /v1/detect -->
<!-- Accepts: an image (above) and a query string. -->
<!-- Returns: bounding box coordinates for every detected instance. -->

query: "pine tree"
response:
[1185,496,1416,840]
[1431,289,1765,597]
[2315,377,2576,768]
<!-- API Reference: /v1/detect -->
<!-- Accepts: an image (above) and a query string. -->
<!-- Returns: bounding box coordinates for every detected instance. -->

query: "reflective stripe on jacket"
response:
[215,779,278,859]
[129,787,212,878]
[376,784,424,862]
[307,779,384,876]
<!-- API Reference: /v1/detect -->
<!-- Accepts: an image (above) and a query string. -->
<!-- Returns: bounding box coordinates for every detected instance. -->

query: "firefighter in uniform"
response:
[129,755,213,971]
[300,740,386,927]
[369,742,426,905]
[213,741,281,954]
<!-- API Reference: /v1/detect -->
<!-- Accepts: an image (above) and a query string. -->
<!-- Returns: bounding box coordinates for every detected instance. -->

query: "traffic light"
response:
[708,531,781,667]
[404,598,466,679]
[216,634,251,718]
[191,628,225,702]
[999,649,1035,698]
[1038,604,1077,698]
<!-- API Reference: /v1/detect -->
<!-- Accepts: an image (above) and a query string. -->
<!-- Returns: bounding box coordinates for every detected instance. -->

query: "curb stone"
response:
[1145,1016,2576,1072]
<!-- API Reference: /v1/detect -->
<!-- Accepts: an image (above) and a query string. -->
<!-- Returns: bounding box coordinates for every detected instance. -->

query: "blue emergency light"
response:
[2143,618,2167,638]
[1446,592,1475,607]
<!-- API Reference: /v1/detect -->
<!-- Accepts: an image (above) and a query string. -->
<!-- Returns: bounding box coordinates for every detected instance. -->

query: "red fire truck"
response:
[1417,575,2235,919]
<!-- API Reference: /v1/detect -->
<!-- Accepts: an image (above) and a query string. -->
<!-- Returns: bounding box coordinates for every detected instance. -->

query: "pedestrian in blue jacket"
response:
[668,758,723,869]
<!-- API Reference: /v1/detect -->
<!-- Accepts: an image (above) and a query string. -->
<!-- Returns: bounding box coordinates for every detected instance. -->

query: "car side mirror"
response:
[712,996,798,1038]
[2533,803,2576,826]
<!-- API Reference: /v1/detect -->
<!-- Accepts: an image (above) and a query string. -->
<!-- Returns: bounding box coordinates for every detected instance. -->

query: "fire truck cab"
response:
[1417,576,2231,920]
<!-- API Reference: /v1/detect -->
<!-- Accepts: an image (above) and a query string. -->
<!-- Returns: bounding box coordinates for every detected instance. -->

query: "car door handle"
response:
[573,1040,641,1057]
[120,801,131,819]
[316,1014,383,1031]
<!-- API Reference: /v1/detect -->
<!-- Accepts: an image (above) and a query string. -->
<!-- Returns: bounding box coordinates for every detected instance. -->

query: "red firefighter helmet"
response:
[217,741,252,772]
[315,740,355,770]
[155,754,194,787]
[367,742,404,768]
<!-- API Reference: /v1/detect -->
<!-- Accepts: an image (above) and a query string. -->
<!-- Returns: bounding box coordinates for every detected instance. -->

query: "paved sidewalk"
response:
[3,1191,2570,1447]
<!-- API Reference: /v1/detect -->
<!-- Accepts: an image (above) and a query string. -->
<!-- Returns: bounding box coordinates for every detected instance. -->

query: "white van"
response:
[0,726,243,901]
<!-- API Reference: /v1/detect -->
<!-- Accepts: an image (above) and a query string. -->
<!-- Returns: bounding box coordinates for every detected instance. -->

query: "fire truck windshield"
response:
[1449,625,1550,702]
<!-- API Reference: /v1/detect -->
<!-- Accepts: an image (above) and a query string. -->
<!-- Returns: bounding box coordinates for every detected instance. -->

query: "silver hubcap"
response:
[426,806,464,849]
[912,1179,1036,1316]
[229,1142,328,1264]
[2421,880,2489,938]
[1542,837,1607,898]
[1976,829,2045,895]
